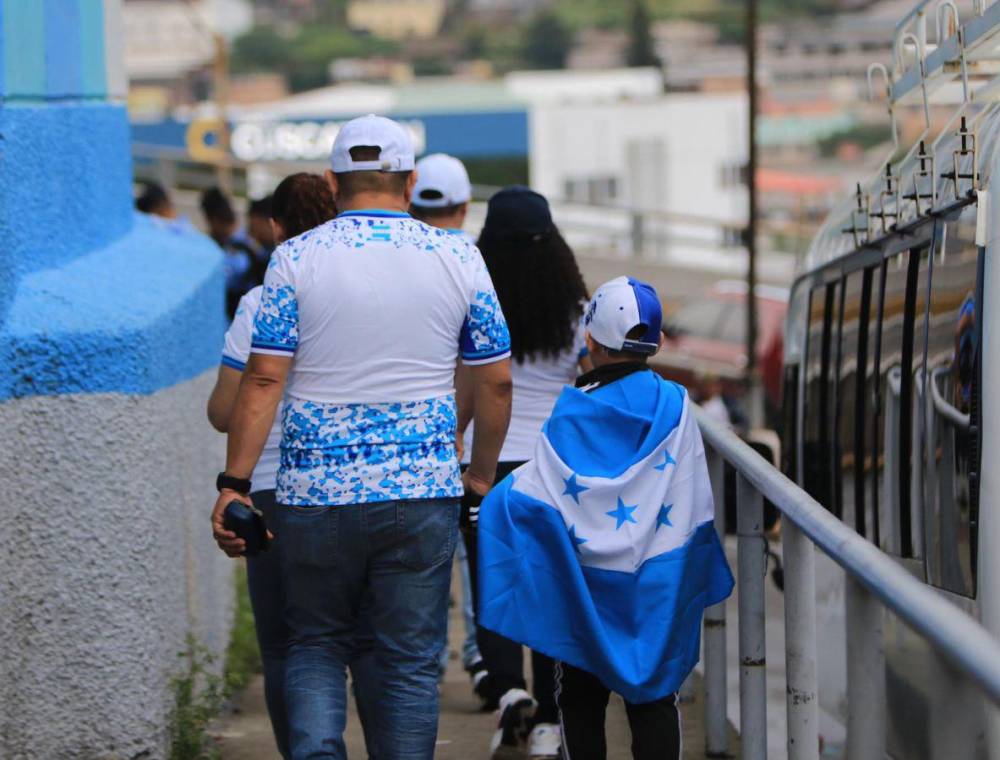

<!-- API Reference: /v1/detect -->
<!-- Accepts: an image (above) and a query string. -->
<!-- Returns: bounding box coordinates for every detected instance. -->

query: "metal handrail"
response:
[694,403,1000,759]
[930,364,972,429]
[695,404,1000,701]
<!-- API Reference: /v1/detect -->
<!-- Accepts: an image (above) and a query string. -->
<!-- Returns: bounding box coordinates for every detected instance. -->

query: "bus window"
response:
[835,268,872,537]
[865,264,883,546]
[909,246,932,559]
[781,364,798,482]
[876,249,919,557]
[803,280,839,509]
[923,210,981,597]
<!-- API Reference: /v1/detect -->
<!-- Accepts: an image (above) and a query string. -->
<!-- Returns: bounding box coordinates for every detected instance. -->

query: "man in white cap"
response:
[409,152,473,241]
[210,115,513,759]
[409,152,487,687]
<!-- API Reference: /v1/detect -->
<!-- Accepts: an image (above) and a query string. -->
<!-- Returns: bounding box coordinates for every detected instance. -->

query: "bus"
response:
[781,2,1000,756]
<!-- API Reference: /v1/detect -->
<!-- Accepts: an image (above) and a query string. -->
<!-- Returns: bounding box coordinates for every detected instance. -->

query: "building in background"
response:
[252,0,323,23]
[346,0,448,40]
[466,0,550,19]
[123,0,253,110]
[132,68,746,217]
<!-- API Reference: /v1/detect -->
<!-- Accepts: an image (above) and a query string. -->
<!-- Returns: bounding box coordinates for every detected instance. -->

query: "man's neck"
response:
[338,193,408,213]
[427,214,465,231]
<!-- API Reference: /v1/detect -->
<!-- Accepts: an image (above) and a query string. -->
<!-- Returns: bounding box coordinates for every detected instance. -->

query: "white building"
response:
[527,88,747,222]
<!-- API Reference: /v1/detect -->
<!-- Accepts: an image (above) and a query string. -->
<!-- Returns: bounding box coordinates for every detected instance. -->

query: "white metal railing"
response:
[695,404,1000,760]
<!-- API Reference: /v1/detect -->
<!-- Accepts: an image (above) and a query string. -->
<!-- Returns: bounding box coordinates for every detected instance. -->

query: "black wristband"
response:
[217,472,252,495]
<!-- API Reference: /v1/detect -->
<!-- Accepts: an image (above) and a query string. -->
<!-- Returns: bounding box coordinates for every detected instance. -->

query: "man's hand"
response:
[463,469,492,498]
[212,489,252,557]
[460,469,492,532]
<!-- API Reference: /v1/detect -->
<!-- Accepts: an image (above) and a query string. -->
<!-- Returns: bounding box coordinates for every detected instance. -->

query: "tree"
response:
[626,0,660,68]
[521,12,573,70]
[231,23,399,93]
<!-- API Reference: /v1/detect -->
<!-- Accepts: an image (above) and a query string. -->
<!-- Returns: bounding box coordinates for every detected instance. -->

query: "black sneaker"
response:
[469,659,499,711]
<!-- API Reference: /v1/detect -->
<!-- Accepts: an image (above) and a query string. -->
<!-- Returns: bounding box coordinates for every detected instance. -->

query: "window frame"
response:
[790,196,987,588]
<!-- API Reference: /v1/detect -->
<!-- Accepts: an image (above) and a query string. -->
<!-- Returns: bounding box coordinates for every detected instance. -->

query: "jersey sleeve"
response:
[221,288,260,370]
[251,249,299,356]
[459,251,511,365]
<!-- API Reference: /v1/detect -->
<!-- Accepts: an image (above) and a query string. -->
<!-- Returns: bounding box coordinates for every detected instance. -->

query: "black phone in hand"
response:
[222,500,270,557]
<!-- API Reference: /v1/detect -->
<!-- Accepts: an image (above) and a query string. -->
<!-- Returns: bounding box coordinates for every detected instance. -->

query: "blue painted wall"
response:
[0,0,225,399]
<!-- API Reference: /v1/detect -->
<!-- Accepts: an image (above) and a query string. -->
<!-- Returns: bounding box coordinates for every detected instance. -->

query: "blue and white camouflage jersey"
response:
[251,210,511,507]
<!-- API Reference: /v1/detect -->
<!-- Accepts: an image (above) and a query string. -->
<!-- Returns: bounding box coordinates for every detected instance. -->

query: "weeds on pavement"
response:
[169,563,262,759]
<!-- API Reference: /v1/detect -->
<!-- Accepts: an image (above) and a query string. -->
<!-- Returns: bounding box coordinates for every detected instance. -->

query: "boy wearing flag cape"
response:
[476,276,734,759]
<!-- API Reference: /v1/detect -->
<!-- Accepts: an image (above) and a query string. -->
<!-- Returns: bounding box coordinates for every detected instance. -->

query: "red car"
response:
[654,280,788,414]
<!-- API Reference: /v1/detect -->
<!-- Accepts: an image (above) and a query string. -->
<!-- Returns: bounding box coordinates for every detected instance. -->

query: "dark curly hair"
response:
[478,226,588,363]
[271,173,338,240]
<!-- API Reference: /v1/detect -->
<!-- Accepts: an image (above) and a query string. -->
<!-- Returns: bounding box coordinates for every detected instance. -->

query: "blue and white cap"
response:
[330,114,415,173]
[584,276,663,355]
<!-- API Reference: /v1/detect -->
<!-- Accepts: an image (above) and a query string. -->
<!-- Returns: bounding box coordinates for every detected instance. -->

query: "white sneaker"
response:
[528,723,561,759]
[489,687,537,759]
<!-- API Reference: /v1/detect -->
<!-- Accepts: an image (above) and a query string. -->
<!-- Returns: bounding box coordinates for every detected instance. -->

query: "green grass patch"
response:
[168,563,262,759]
[168,637,225,760]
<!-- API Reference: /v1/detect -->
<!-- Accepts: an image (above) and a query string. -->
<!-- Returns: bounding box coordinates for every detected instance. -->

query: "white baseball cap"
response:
[584,276,663,355]
[330,114,415,173]
[412,153,472,208]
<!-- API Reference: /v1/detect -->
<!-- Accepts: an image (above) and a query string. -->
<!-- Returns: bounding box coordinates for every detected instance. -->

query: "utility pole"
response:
[212,31,232,193]
[745,0,761,428]
[184,0,231,192]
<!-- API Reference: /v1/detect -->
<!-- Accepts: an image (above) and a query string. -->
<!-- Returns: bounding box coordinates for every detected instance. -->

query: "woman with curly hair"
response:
[269,173,338,245]
[206,172,338,758]
[458,186,590,760]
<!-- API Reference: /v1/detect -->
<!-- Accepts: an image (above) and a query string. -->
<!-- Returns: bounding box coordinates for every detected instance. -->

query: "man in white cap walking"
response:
[409,152,489,689]
[210,115,513,759]
[409,152,474,241]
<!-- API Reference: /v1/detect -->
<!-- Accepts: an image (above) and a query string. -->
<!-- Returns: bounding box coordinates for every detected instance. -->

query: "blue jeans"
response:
[246,490,291,759]
[437,541,481,675]
[278,497,460,760]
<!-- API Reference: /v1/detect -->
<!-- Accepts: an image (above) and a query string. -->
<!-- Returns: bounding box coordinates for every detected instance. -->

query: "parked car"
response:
[654,280,788,423]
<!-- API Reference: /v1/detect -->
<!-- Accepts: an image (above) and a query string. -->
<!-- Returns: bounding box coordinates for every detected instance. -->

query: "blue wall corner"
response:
[0,213,226,399]
[0,102,134,328]
[0,1,229,401]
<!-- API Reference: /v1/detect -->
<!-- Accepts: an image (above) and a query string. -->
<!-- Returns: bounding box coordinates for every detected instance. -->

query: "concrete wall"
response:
[0,2,233,756]
[0,373,230,758]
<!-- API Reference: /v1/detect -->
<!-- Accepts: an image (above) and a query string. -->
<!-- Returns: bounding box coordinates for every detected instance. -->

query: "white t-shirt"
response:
[251,210,511,506]
[221,286,282,492]
[463,317,588,464]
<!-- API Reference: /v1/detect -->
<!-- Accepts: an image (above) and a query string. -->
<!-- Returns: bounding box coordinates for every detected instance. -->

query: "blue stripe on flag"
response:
[544,371,685,479]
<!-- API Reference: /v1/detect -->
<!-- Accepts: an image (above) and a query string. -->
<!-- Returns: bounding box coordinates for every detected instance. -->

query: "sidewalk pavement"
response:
[214,560,737,759]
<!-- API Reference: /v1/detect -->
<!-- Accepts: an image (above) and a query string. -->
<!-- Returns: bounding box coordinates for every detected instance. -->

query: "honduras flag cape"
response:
[478,370,734,704]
